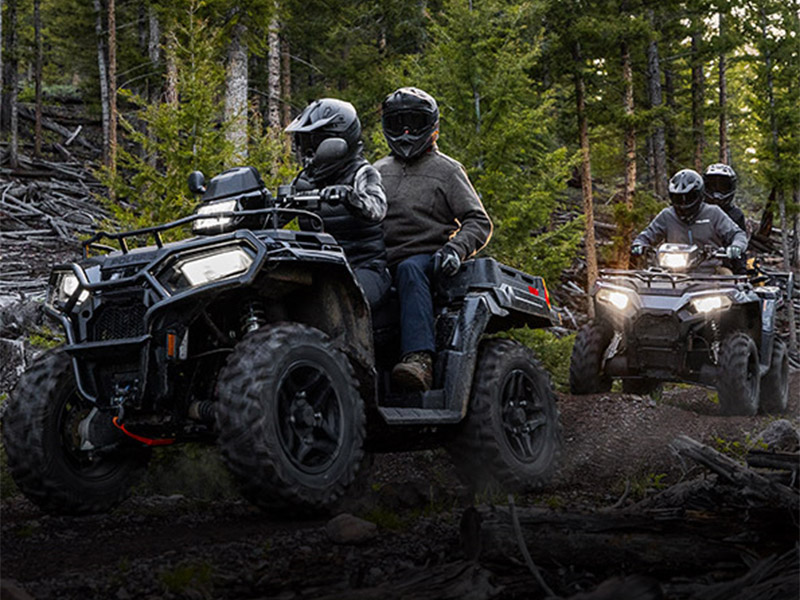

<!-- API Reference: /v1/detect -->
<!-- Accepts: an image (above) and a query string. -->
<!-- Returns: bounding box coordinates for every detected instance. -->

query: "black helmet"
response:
[381,87,439,161]
[285,98,362,183]
[668,169,705,223]
[703,163,737,208]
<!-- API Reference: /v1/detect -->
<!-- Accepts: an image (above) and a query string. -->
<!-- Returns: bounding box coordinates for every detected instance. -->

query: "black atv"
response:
[569,242,792,416]
[2,141,563,515]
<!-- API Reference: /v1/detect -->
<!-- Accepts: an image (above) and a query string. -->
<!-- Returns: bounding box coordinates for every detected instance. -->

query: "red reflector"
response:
[528,285,540,297]
[167,333,176,358]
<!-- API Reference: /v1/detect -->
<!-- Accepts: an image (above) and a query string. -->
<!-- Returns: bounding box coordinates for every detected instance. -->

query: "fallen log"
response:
[18,106,99,154]
[670,435,799,509]
[462,504,752,577]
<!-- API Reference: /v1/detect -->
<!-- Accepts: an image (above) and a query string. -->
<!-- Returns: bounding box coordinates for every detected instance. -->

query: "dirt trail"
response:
[2,374,797,600]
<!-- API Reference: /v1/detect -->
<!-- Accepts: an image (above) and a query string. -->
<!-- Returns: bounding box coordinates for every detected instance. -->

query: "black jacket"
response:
[294,157,388,272]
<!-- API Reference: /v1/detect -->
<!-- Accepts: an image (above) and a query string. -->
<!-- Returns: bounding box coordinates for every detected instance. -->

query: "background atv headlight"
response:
[49,270,90,307]
[658,252,689,270]
[597,288,631,311]
[192,199,237,234]
[691,294,731,314]
[176,247,253,287]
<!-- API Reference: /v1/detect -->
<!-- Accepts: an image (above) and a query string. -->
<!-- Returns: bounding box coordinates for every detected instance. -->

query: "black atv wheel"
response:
[215,323,365,511]
[569,322,612,394]
[717,332,761,416]
[1,349,150,515]
[759,338,789,414]
[448,339,562,494]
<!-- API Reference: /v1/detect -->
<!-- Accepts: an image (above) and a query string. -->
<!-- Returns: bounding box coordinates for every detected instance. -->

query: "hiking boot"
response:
[391,352,433,392]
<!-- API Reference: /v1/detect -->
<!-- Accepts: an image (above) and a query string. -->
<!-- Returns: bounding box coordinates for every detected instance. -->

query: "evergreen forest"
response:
[1,0,798,292]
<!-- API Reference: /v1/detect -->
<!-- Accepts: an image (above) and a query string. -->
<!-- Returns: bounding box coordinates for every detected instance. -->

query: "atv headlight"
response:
[48,270,90,308]
[157,245,254,293]
[690,294,732,314]
[597,288,631,311]
[192,199,238,234]
[178,247,253,287]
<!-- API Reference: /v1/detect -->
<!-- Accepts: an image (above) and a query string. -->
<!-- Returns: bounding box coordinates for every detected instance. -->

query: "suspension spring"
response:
[240,299,266,334]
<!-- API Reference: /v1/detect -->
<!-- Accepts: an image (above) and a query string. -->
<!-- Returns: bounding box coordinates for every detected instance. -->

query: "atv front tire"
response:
[1,349,150,515]
[717,332,761,416]
[569,322,612,394]
[448,339,562,494]
[759,338,789,414]
[215,323,365,511]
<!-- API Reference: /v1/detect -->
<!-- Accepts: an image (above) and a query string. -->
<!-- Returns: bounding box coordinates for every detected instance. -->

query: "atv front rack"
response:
[599,268,750,290]
[82,208,324,257]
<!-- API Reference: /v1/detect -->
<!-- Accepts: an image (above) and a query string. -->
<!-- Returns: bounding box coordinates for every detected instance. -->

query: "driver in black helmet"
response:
[285,98,391,308]
[631,168,747,273]
[375,87,493,392]
[703,163,746,273]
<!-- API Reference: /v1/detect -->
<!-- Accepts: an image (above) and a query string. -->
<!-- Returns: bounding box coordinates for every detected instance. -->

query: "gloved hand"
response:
[630,244,646,257]
[435,246,461,277]
[726,245,743,260]
[320,185,353,206]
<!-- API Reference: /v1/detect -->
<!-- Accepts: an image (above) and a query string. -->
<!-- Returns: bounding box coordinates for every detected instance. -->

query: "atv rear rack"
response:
[82,208,324,257]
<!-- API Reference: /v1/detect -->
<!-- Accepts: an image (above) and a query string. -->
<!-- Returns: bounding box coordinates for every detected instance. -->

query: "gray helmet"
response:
[668,169,705,223]
[703,163,737,208]
[285,98,362,182]
[381,87,439,161]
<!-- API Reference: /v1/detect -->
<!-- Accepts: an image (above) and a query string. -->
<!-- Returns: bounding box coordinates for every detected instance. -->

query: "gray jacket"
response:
[375,148,493,266]
[634,203,747,253]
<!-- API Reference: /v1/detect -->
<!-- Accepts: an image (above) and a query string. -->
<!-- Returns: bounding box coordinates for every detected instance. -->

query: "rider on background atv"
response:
[285,98,392,308]
[703,163,747,274]
[375,87,493,391]
[631,169,747,274]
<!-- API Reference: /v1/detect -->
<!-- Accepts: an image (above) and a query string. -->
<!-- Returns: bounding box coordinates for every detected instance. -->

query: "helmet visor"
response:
[294,131,331,160]
[383,110,433,136]
[671,191,700,208]
[704,174,734,195]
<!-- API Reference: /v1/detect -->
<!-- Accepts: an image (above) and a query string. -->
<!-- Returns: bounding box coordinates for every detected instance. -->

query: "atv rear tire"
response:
[215,323,365,511]
[448,339,562,494]
[759,339,789,414]
[1,349,150,515]
[717,332,761,416]
[569,322,612,394]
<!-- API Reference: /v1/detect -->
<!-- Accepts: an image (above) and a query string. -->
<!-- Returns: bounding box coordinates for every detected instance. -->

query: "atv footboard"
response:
[379,258,559,426]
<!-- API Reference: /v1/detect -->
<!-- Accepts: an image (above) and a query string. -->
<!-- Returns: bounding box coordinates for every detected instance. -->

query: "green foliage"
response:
[501,327,575,392]
[28,325,65,350]
[628,472,668,500]
[159,561,213,596]
[99,11,293,233]
[714,434,768,461]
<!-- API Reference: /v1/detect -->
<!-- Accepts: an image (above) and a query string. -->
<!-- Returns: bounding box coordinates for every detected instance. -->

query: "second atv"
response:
[569,243,792,415]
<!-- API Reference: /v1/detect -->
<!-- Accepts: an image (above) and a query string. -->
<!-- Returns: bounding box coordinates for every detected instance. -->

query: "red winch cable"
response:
[112,417,175,446]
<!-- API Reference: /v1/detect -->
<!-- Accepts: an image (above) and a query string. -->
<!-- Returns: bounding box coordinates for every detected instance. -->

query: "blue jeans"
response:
[393,254,435,356]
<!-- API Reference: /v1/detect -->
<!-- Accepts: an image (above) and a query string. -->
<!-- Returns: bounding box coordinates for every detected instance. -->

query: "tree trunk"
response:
[225,20,248,161]
[0,0,3,129]
[691,28,705,172]
[574,42,597,318]
[646,11,667,198]
[93,0,109,166]
[620,41,635,269]
[164,29,178,106]
[2,0,18,169]
[280,34,291,128]
[34,0,42,157]
[664,65,677,166]
[107,0,117,173]
[267,18,281,130]
[718,13,728,164]
[148,6,160,78]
